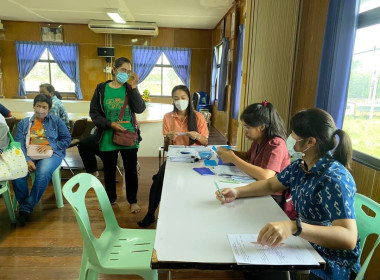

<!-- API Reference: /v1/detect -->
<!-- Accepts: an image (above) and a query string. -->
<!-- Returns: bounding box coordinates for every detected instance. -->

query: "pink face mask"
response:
[34,107,49,119]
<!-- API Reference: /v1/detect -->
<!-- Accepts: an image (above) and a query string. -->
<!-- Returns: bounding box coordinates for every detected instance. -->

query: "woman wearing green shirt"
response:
[90,57,146,213]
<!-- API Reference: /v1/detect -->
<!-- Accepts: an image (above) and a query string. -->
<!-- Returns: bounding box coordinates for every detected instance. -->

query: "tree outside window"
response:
[343,1,380,160]
[25,49,75,94]
[139,53,182,96]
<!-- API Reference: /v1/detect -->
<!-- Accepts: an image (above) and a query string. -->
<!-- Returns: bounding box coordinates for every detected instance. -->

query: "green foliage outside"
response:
[343,116,380,159]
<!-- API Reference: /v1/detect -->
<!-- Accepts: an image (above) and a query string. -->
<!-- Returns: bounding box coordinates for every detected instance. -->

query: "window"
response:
[138,53,182,97]
[214,43,223,101]
[25,49,75,93]
[343,1,380,167]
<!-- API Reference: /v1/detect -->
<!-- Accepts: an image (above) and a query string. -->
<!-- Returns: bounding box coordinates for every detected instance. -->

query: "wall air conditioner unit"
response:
[88,20,158,36]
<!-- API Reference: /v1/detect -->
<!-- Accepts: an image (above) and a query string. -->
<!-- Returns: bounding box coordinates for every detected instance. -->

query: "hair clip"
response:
[262,100,268,107]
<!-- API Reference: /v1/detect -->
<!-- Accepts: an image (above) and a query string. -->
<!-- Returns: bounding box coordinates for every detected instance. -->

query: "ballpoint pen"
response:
[214,181,225,201]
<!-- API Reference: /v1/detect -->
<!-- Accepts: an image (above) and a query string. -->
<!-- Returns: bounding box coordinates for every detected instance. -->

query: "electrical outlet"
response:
[105,67,112,74]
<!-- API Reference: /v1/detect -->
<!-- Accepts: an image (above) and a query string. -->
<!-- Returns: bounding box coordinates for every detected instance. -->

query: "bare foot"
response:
[130,203,141,213]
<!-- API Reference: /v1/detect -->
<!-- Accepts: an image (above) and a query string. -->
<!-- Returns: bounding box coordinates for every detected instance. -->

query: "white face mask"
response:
[286,134,304,159]
[174,100,189,111]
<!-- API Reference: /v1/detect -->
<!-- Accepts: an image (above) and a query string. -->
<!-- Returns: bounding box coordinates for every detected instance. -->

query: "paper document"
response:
[228,234,319,265]
[167,147,200,163]
[212,165,250,178]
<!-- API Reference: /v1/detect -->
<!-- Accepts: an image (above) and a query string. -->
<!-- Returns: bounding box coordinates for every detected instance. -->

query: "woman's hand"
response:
[187,131,200,141]
[166,131,177,141]
[36,145,52,153]
[257,221,296,247]
[111,122,126,132]
[217,148,235,163]
[130,72,139,89]
[215,188,238,204]
[27,160,36,173]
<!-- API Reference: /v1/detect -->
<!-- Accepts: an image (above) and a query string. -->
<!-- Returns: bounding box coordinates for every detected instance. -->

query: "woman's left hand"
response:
[187,131,199,141]
[257,221,296,246]
[130,72,139,88]
[37,145,52,153]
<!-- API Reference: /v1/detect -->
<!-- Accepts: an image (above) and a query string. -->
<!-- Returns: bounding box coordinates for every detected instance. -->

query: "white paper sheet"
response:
[227,234,319,265]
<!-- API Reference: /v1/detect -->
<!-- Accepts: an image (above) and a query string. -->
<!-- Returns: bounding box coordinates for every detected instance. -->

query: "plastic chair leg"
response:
[51,167,64,208]
[1,181,16,223]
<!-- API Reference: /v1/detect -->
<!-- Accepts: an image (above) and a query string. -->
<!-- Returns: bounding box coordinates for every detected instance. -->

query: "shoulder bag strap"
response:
[118,92,129,121]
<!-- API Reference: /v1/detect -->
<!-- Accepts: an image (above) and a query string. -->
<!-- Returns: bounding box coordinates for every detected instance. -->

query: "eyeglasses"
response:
[117,67,132,74]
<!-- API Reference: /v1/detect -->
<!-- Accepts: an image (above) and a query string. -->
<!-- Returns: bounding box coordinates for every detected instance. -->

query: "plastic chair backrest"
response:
[354,193,380,280]
[197,92,209,105]
[5,117,16,133]
[62,173,120,267]
[71,118,87,138]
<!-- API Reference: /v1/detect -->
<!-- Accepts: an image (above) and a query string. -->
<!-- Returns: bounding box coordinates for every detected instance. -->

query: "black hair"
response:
[240,102,287,140]
[290,108,353,169]
[39,83,55,94]
[34,93,52,109]
[53,91,62,100]
[171,85,198,145]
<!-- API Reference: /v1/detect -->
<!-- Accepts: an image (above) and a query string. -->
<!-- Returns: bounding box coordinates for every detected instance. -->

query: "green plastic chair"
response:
[62,173,157,280]
[354,193,380,280]
[12,165,63,211]
[0,181,16,223]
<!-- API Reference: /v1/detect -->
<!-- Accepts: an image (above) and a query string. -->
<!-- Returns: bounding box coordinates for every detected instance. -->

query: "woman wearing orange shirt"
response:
[138,85,209,227]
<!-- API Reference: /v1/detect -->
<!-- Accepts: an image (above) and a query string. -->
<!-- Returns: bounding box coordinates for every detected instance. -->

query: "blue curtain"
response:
[15,41,46,96]
[48,43,83,99]
[210,47,218,105]
[315,0,360,128]
[217,37,230,111]
[232,25,245,120]
[163,48,192,87]
[132,46,162,83]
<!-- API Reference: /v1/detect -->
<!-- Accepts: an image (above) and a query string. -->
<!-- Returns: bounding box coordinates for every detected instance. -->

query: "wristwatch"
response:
[293,217,303,236]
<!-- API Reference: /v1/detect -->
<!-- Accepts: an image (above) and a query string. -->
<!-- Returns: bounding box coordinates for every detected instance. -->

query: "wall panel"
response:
[0,21,212,101]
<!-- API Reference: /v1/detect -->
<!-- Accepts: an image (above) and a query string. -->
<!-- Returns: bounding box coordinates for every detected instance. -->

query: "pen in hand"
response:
[214,181,225,202]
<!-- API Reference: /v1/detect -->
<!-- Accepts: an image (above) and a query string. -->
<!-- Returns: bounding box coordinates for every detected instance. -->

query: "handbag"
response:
[25,118,53,160]
[112,91,139,147]
[0,131,28,181]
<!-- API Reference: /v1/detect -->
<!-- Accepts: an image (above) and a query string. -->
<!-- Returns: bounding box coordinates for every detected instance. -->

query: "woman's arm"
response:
[0,123,10,152]
[258,218,358,250]
[217,149,275,180]
[216,176,286,203]
[89,84,111,129]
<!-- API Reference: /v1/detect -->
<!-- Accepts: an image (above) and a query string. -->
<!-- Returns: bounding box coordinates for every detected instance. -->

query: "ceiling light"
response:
[106,9,125,24]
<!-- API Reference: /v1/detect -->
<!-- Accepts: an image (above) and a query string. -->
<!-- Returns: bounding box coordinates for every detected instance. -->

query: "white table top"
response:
[153,147,325,270]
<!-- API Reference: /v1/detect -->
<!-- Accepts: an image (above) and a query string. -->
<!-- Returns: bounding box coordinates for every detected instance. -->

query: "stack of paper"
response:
[228,234,319,265]
[211,165,250,178]
[167,147,201,163]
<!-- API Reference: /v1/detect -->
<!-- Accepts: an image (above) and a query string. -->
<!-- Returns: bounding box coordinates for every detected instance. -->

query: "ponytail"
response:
[332,129,353,169]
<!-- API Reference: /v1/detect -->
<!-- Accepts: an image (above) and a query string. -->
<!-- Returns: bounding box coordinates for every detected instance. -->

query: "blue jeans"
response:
[12,155,62,213]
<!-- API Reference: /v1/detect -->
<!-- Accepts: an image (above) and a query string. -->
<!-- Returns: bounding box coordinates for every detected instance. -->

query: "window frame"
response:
[141,53,182,97]
[25,49,75,95]
[214,42,223,102]
[346,4,380,170]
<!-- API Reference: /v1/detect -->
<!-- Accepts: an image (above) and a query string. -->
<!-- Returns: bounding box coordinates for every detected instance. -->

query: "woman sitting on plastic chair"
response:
[12,94,71,226]
[216,108,361,279]
[138,85,209,227]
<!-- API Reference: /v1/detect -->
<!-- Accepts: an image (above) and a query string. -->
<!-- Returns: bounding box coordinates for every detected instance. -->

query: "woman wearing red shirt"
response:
[217,101,295,218]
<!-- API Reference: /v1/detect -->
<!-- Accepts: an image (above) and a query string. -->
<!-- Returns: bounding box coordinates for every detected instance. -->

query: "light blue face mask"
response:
[286,134,304,159]
[116,71,130,84]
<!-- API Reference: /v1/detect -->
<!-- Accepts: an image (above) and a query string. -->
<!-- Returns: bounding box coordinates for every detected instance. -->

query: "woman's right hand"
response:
[166,131,177,141]
[27,161,36,173]
[215,188,238,204]
[110,122,126,132]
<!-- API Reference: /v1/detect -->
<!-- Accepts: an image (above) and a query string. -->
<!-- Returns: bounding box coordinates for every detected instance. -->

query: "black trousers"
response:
[145,161,167,217]
[77,134,101,173]
[100,148,139,204]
